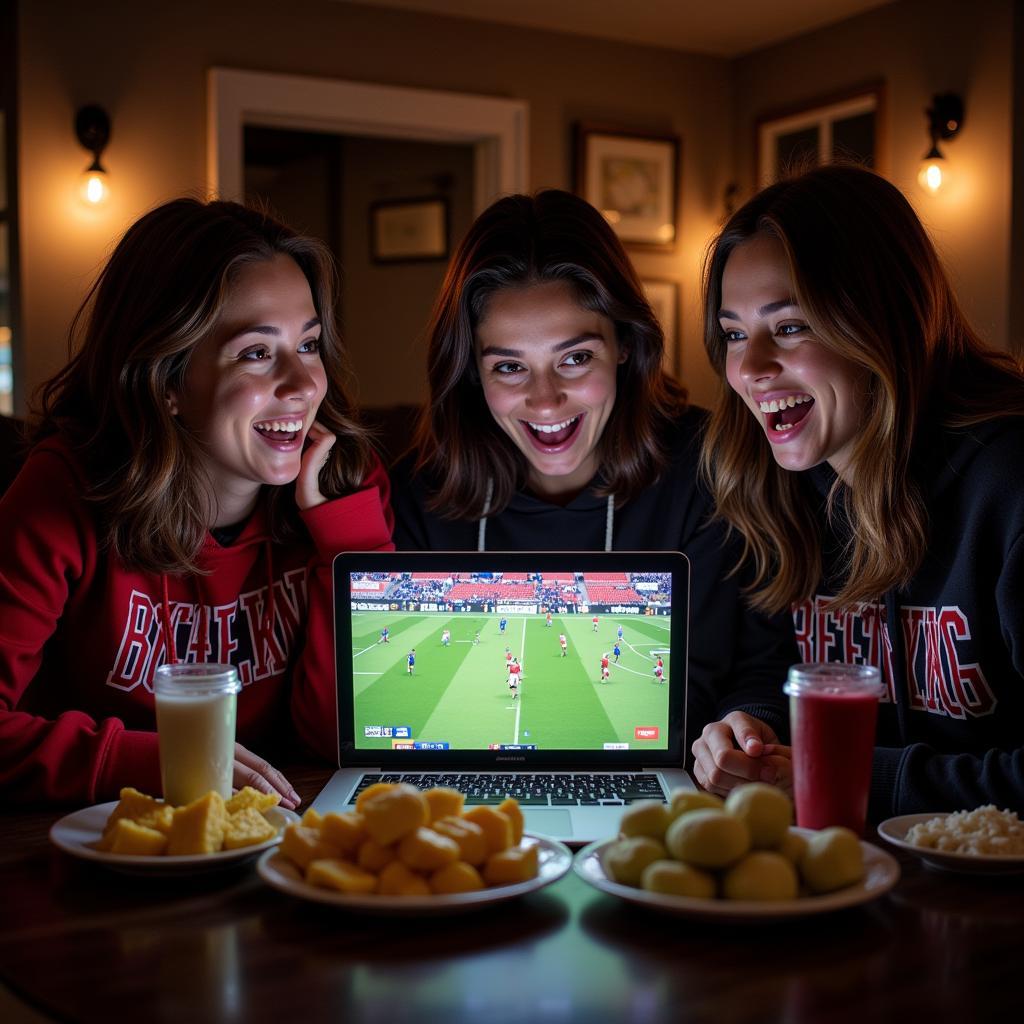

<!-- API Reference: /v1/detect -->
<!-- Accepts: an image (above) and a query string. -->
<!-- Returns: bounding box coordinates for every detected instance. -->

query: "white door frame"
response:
[207,68,529,211]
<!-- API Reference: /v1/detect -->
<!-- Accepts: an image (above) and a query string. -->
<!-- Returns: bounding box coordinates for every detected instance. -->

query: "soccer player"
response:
[441,628,450,647]
[654,662,664,684]
[407,649,415,675]
[379,626,389,644]
[613,642,621,663]
[499,616,508,635]
[473,630,481,645]
[508,657,522,698]
[592,615,599,632]
[545,612,552,628]
[505,646,513,664]
[600,653,610,682]
[559,633,567,657]
[617,624,624,641]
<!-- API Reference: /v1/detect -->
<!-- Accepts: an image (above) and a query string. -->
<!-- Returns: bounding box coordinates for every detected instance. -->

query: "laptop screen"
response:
[333,552,689,767]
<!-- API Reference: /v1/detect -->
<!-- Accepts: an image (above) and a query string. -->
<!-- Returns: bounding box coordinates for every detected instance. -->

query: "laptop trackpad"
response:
[522,808,574,838]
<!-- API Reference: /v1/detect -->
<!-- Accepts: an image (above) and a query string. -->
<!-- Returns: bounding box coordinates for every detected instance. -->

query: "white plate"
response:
[877,813,1024,875]
[49,801,298,875]
[573,832,900,921]
[257,833,572,915]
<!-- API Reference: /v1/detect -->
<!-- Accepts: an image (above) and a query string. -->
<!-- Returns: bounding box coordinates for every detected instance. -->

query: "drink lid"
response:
[783,662,883,698]
[154,663,241,697]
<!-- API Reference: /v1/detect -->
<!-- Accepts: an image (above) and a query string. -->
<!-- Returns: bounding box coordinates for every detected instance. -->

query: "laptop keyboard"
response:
[352,773,667,806]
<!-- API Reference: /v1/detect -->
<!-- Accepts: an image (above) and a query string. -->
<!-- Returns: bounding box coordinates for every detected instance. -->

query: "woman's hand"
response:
[295,420,336,511]
[691,711,793,798]
[233,742,301,810]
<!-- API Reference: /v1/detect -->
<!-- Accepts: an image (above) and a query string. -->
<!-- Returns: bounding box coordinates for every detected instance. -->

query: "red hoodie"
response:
[0,436,394,806]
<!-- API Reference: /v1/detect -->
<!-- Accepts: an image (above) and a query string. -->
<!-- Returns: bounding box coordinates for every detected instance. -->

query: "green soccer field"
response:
[350,611,672,751]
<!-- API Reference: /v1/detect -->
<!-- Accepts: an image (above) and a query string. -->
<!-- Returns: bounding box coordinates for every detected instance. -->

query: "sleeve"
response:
[389,455,432,551]
[0,446,161,806]
[288,455,395,761]
[869,530,1024,818]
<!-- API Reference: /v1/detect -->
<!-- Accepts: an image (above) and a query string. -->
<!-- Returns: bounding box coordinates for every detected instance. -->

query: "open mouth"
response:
[253,418,304,445]
[759,395,814,434]
[523,414,583,447]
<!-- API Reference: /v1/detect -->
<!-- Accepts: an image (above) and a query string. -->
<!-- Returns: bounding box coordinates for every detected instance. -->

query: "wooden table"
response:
[1,767,1021,1023]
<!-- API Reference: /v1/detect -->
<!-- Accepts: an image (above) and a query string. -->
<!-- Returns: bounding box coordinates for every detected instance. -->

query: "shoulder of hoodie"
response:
[19,433,91,490]
[934,417,1024,505]
[662,404,711,469]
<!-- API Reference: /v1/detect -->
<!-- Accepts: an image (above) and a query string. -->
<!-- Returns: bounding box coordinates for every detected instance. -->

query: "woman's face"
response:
[719,234,868,482]
[168,253,328,526]
[474,280,626,502]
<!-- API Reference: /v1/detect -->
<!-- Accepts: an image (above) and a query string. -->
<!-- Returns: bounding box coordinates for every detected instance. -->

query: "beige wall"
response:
[16,0,733,414]
[733,0,1015,353]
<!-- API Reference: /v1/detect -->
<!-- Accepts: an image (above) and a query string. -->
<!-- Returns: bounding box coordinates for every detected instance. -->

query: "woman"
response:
[694,163,1024,815]
[390,189,797,757]
[0,199,393,807]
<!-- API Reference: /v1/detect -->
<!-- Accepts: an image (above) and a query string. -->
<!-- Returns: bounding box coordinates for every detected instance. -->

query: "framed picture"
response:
[370,197,449,263]
[642,279,679,375]
[755,83,885,187]
[576,125,679,249]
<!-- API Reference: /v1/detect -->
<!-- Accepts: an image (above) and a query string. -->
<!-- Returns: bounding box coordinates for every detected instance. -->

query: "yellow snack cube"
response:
[424,787,465,822]
[107,818,169,856]
[137,804,175,835]
[166,791,227,856]
[225,786,280,814]
[497,798,525,844]
[397,827,461,872]
[357,838,397,873]
[354,781,396,812]
[320,811,367,854]
[462,806,513,854]
[430,860,486,894]
[307,858,378,894]
[432,816,488,867]
[300,807,324,829]
[280,823,342,871]
[361,783,430,845]
[377,860,431,896]
[223,807,278,850]
[102,788,166,839]
[483,843,539,886]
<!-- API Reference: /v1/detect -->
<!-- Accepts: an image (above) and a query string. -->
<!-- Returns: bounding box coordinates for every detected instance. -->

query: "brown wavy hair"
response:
[414,189,687,518]
[33,198,375,574]
[701,164,1024,613]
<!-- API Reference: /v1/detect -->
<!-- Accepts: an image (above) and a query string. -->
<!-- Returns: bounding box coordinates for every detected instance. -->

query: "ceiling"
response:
[340,0,897,57]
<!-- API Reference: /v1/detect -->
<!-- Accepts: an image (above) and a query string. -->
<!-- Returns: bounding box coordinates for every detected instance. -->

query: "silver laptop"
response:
[312,551,694,844]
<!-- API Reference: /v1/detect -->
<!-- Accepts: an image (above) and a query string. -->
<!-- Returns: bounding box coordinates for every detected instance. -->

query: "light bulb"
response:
[79,168,109,206]
[917,159,946,195]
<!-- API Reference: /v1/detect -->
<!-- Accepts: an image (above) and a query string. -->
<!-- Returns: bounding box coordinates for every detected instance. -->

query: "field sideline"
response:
[350,612,671,751]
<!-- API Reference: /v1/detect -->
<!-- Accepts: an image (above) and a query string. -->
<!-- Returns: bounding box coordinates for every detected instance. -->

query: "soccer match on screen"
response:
[348,570,673,753]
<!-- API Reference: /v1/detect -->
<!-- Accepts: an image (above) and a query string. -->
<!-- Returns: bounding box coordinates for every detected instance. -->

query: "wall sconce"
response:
[917,93,963,195]
[75,105,111,206]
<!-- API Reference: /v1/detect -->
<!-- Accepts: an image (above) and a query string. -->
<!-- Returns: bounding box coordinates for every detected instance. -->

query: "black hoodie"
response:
[798,417,1024,818]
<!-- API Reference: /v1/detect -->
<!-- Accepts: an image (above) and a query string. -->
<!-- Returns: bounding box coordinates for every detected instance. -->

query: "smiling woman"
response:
[0,199,394,808]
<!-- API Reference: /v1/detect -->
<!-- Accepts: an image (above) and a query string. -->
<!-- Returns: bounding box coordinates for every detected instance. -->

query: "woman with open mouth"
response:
[694,163,1024,817]
[390,188,798,762]
[0,199,393,807]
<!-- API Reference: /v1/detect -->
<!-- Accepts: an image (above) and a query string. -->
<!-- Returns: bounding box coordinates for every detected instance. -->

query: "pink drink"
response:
[784,664,883,835]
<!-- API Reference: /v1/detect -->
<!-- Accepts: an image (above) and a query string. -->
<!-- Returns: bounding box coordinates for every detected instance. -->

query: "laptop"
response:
[311,551,695,844]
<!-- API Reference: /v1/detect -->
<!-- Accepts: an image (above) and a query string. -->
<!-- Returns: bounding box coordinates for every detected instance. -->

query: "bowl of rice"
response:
[878,806,1024,874]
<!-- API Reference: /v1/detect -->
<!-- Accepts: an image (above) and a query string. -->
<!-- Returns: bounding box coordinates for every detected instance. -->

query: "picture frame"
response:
[642,279,679,375]
[369,197,449,263]
[755,83,886,187]
[576,125,679,249]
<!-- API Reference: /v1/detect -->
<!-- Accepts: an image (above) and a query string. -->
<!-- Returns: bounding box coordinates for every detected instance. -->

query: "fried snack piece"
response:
[483,843,538,886]
[724,783,792,850]
[669,790,724,818]
[462,806,513,854]
[800,827,864,894]
[166,792,228,856]
[320,811,368,855]
[604,836,668,887]
[97,788,171,849]
[307,858,378,894]
[665,808,750,869]
[424,787,465,823]
[107,818,169,856]
[355,782,396,812]
[301,807,324,829]
[361,784,430,845]
[641,859,717,898]
[430,861,485,894]
[722,851,799,902]
[397,827,461,873]
[226,786,280,814]
[619,800,672,841]
[432,816,488,867]
[223,807,278,850]
[280,824,342,871]
[377,860,431,896]
[497,798,525,845]
[357,838,397,873]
